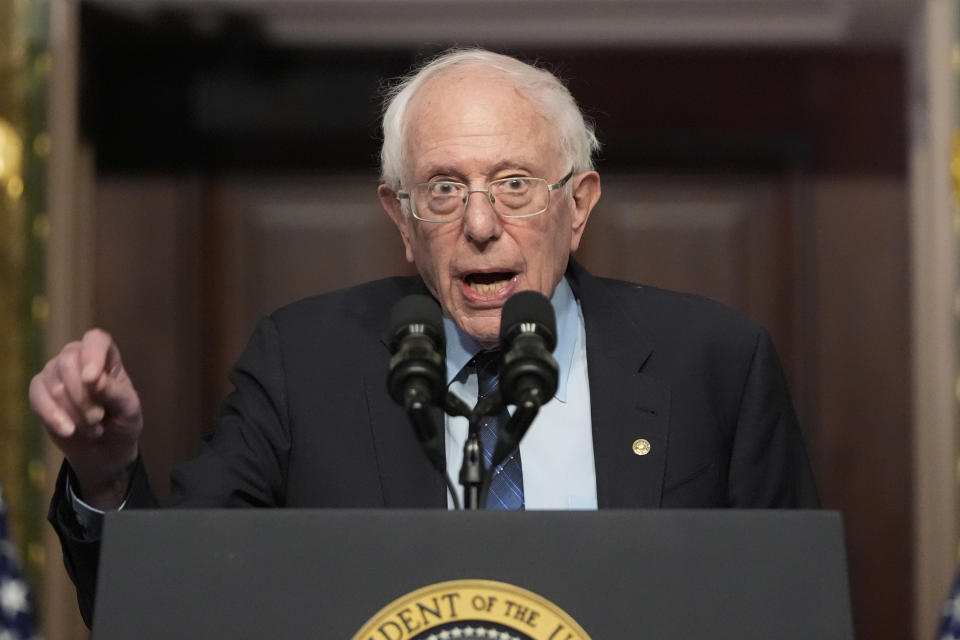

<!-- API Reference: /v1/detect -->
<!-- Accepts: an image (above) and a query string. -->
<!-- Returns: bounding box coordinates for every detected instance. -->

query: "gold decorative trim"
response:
[0,0,49,608]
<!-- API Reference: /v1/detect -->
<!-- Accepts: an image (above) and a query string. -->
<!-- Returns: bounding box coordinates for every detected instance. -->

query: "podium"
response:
[93,509,853,639]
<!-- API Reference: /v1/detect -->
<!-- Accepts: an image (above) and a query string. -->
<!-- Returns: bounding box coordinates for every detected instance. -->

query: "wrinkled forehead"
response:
[401,67,562,177]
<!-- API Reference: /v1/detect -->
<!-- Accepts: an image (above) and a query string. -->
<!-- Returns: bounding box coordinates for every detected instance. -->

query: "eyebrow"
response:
[418,161,538,182]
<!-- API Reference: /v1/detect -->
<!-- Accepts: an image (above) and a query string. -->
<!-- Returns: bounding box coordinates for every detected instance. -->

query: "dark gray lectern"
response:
[93,510,853,639]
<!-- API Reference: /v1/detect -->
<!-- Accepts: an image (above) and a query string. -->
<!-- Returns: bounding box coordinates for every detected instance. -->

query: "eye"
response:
[427,182,460,197]
[493,177,532,199]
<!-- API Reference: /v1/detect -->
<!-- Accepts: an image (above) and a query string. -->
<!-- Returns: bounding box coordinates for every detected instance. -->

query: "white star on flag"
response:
[0,581,28,619]
[0,483,37,640]
[938,570,960,639]
[950,592,960,622]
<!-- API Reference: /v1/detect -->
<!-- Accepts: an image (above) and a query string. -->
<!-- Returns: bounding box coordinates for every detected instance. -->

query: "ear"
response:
[379,184,415,263]
[568,171,601,253]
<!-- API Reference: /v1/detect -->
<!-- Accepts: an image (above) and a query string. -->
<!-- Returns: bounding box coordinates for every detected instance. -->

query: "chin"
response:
[472,331,500,348]
[462,322,500,348]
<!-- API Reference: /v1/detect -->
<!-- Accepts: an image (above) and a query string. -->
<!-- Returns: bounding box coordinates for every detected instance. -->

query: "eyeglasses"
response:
[396,170,574,223]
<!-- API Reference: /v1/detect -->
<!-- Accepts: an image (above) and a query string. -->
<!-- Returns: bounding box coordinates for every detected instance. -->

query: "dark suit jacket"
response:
[50,261,818,625]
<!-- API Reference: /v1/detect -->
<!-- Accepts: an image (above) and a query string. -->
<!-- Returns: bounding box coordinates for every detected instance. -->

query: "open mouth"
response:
[465,271,516,295]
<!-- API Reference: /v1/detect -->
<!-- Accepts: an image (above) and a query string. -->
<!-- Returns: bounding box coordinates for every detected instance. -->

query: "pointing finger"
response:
[56,344,98,422]
[79,328,115,385]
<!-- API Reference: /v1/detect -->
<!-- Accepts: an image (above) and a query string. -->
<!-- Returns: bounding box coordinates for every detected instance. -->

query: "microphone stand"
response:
[460,426,483,510]
[440,392,479,510]
[459,391,542,510]
[459,390,499,511]
[437,367,551,510]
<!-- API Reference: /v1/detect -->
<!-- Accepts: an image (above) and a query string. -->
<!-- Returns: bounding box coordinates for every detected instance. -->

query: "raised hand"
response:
[29,329,143,510]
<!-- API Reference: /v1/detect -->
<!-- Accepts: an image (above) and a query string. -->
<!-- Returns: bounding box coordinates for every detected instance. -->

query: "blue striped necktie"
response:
[472,350,524,510]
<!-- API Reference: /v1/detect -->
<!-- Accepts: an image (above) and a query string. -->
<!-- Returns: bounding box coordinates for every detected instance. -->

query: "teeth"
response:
[469,280,509,294]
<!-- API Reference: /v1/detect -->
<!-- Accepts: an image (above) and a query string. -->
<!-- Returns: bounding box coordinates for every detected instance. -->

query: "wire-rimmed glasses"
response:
[397,169,573,223]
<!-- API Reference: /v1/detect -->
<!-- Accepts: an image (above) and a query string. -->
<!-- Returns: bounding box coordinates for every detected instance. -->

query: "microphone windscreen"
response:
[387,295,445,352]
[500,290,557,352]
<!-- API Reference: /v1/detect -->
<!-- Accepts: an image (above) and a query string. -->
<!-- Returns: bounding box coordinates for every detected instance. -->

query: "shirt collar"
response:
[443,276,580,402]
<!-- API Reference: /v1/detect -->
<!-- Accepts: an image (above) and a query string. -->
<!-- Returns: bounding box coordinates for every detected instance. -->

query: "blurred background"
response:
[0,0,956,637]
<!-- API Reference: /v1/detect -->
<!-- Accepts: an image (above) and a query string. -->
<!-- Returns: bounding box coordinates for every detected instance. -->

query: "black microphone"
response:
[499,290,559,409]
[387,295,466,508]
[386,294,449,487]
[386,294,446,411]
[479,290,559,473]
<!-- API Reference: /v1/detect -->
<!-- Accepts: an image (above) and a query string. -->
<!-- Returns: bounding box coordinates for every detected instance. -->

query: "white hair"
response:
[379,48,600,192]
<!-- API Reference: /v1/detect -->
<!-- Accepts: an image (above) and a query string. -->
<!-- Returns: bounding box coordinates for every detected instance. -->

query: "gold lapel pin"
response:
[632,438,651,456]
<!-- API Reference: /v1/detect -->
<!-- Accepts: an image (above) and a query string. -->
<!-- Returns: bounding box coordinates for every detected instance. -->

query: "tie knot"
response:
[471,350,501,397]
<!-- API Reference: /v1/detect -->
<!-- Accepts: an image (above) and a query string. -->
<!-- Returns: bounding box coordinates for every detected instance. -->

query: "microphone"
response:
[386,295,446,411]
[478,289,559,474]
[499,290,559,409]
[386,294,451,493]
[387,295,472,509]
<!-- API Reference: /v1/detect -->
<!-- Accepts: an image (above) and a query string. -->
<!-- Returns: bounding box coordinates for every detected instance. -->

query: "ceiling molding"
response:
[84,0,918,48]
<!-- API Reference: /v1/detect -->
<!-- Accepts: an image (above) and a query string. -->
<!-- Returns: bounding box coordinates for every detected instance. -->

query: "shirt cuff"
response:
[66,473,127,539]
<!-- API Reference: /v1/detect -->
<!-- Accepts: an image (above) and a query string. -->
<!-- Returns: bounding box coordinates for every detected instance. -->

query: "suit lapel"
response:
[570,263,671,508]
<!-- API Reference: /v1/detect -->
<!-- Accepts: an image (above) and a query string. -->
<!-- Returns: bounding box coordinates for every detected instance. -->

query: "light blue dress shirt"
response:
[443,277,598,510]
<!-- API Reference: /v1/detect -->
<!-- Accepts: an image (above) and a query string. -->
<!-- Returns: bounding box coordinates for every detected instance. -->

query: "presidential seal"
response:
[353,579,591,640]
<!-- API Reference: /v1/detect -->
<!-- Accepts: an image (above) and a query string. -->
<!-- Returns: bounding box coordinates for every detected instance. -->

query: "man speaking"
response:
[29,48,818,625]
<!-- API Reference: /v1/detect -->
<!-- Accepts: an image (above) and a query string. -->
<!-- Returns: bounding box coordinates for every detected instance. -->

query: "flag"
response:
[0,486,38,640]
[939,569,960,639]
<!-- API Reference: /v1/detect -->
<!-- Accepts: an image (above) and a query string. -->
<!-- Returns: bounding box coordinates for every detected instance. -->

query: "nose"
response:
[461,189,503,244]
